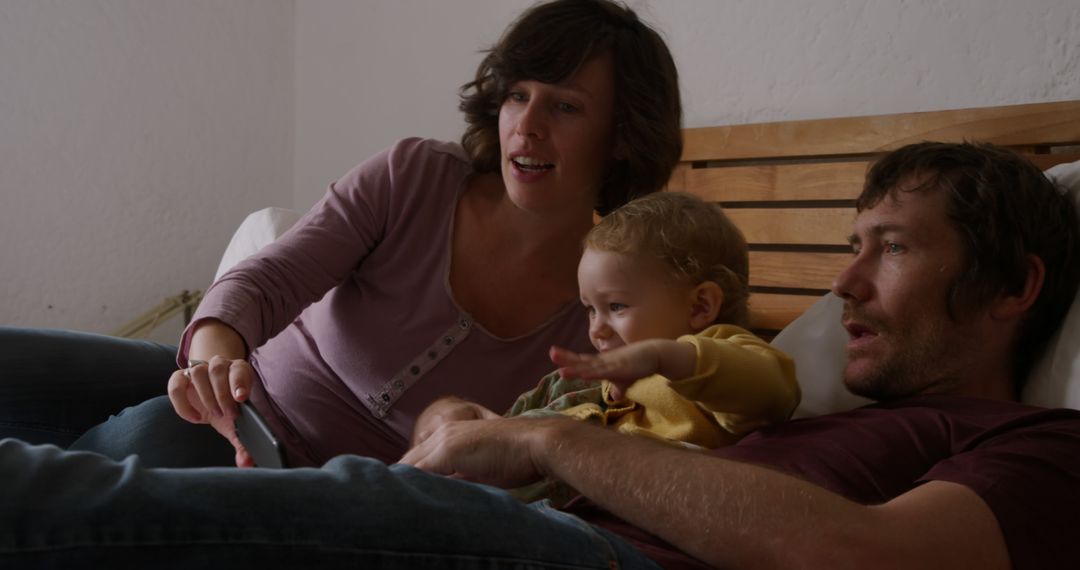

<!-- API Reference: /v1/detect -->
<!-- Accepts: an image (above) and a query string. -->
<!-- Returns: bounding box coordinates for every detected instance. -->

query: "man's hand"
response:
[549,340,697,400]
[401,416,563,489]
[410,396,502,447]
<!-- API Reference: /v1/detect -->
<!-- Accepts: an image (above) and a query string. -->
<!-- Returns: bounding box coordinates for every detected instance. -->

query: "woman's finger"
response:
[228,360,253,403]
[188,362,224,418]
[166,369,204,423]
[218,417,255,468]
[207,356,238,419]
[234,446,255,468]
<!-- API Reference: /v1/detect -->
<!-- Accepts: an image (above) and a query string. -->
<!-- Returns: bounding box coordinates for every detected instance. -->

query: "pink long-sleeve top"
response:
[181,138,592,466]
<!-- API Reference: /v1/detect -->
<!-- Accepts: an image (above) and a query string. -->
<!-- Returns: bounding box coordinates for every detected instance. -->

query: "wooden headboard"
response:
[667,99,1080,337]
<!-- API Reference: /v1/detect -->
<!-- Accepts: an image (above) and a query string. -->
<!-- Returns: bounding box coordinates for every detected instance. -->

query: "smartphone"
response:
[234,401,288,468]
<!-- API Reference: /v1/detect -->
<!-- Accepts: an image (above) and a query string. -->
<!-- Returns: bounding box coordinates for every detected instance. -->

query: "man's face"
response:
[832,186,978,400]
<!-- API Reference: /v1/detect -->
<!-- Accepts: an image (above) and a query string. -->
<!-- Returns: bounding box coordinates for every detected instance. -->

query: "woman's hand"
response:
[410,396,502,448]
[168,356,252,421]
[166,319,255,466]
[166,356,255,467]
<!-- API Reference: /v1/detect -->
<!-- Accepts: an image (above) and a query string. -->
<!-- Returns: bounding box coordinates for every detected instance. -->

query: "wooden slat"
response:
[747,293,821,331]
[679,152,1080,202]
[748,251,850,290]
[669,99,1080,334]
[1030,152,1080,170]
[728,208,854,246]
[665,163,690,193]
[686,161,869,202]
[681,100,1080,162]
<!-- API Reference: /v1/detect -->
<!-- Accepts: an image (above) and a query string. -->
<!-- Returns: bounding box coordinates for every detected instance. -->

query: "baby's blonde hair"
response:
[585,191,750,327]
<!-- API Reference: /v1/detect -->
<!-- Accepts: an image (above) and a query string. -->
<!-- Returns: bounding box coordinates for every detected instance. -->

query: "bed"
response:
[217,99,1080,417]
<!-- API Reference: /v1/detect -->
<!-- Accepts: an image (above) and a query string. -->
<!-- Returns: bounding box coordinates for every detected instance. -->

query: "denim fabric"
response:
[69,395,235,467]
[0,327,177,446]
[0,327,233,467]
[0,440,661,570]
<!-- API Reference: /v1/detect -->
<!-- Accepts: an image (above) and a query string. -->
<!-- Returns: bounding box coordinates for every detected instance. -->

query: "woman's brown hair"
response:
[459,0,682,215]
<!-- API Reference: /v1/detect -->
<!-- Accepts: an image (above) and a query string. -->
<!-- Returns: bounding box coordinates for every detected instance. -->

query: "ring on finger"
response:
[184,359,209,377]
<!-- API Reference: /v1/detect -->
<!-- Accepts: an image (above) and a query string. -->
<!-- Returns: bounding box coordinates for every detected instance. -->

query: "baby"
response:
[504,191,800,503]
[413,192,799,504]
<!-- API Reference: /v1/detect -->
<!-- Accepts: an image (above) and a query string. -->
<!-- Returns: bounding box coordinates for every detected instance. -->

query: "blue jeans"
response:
[0,327,233,466]
[0,439,661,569]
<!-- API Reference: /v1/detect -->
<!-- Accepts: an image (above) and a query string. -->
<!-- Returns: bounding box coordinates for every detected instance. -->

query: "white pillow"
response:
[771,293,873,418]
[215,207,303,280]
[1023,161,1080,409]
[772,159,1080,415]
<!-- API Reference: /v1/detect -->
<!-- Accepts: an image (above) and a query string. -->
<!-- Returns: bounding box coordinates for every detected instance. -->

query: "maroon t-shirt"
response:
[568,395,1080,569]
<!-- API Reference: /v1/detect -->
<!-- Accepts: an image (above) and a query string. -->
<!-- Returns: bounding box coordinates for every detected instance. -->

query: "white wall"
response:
[3,0,1077,342]
[294,0,1080,207]
[0,0,293,343]
[294,0,525,207]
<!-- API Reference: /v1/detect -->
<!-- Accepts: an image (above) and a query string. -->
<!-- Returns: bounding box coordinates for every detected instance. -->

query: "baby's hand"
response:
[549,341,658,400]
[550,340,698,400]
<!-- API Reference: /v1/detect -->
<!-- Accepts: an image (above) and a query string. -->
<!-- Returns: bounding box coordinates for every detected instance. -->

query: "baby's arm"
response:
[549,340,696,401]
[674,327,799,433]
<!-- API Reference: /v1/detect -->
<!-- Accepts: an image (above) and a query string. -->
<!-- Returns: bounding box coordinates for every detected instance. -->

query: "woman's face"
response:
[497,52,618,217]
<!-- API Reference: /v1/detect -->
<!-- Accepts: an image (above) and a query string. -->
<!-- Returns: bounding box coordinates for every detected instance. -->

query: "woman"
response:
[0,0,682,468]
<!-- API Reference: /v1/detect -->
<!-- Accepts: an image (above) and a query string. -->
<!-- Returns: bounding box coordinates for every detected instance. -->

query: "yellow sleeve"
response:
[672,324,800,437]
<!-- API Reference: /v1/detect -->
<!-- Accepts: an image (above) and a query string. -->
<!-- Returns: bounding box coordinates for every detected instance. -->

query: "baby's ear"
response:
[688,281,724,331]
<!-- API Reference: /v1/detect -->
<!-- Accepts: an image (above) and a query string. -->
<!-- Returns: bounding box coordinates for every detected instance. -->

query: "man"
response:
[3,142,1079,569]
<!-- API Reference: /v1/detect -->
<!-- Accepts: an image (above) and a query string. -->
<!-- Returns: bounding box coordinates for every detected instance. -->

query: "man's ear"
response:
[990,254,1045,320]
[688,281,725,331]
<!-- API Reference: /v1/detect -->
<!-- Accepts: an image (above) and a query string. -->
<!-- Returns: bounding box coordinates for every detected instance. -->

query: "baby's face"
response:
[577,248,697,352]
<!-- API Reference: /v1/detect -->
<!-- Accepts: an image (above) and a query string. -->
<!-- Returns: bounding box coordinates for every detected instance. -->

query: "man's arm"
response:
[401,417,1009,569]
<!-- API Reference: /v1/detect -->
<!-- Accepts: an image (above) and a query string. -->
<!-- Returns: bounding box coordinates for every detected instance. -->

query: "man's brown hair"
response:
[859,141,1080,389]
